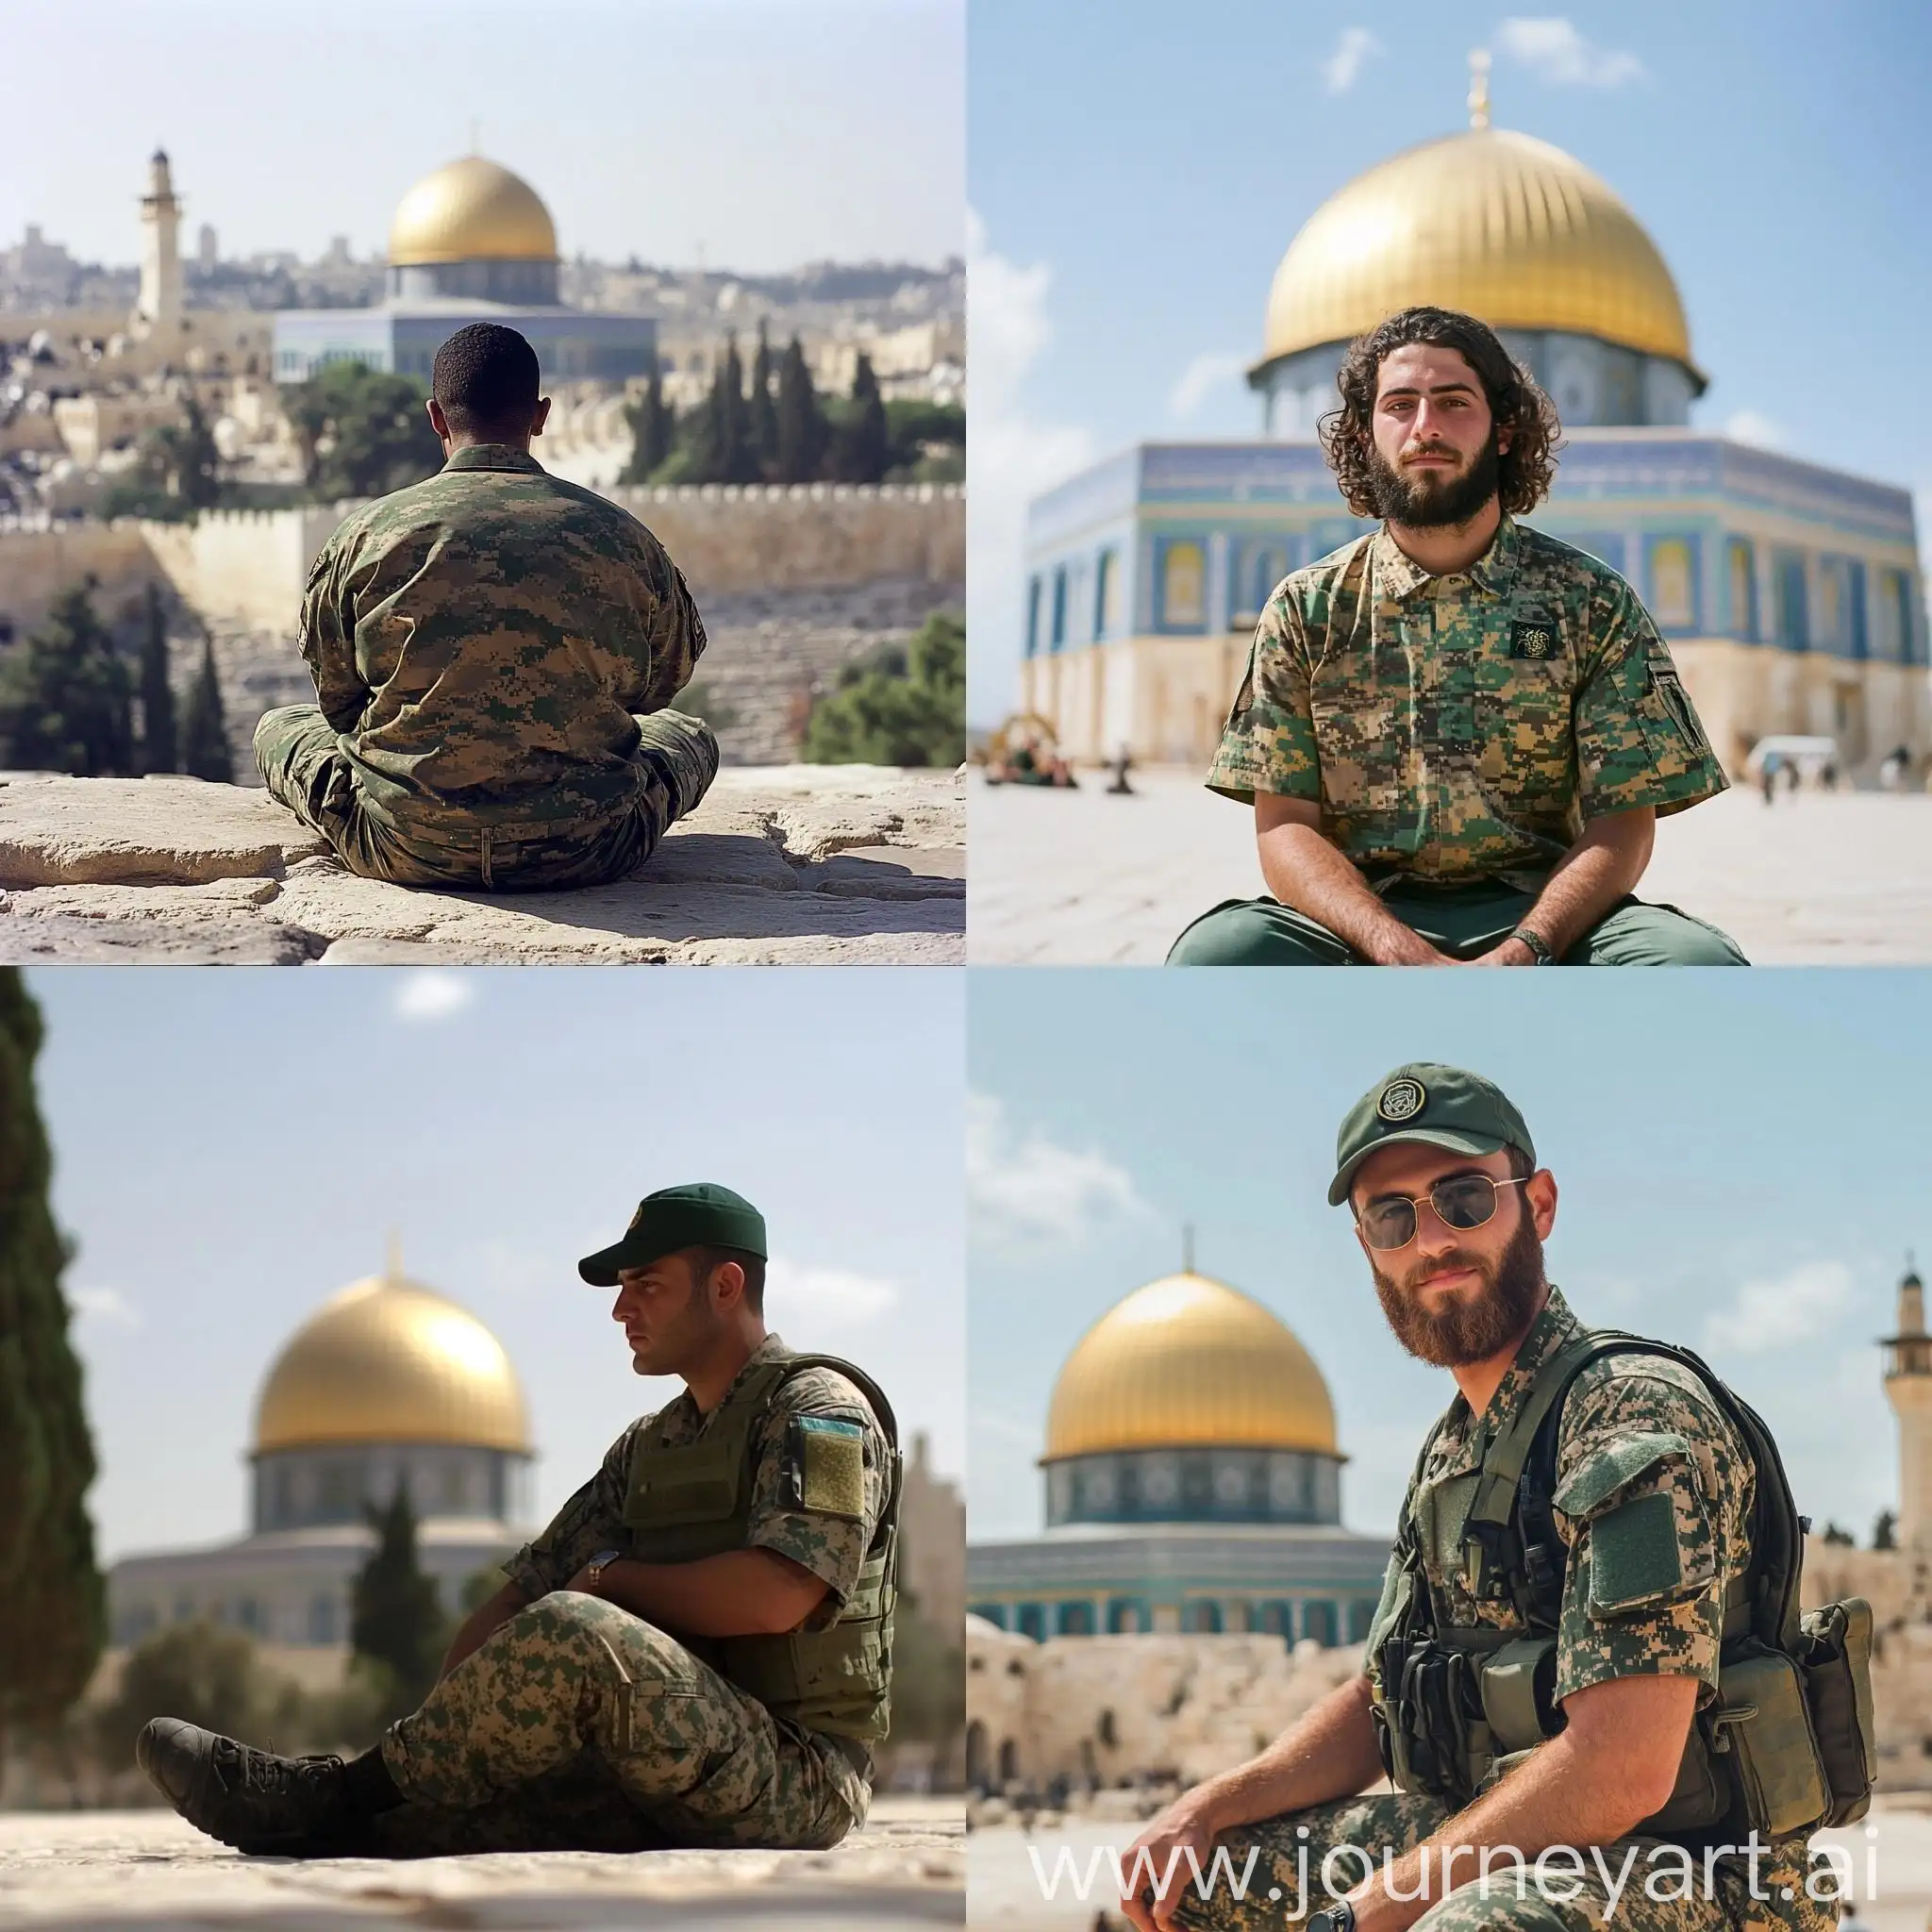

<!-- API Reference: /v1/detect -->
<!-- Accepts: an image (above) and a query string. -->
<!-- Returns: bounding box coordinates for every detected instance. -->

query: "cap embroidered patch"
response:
[1510,620,1557,661]
[1377,1077,1426,1123]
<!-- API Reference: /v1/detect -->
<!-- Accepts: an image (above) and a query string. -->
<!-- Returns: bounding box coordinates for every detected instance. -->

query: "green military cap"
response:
[1328,1063,1535,1207]
[577,1182,768,1286]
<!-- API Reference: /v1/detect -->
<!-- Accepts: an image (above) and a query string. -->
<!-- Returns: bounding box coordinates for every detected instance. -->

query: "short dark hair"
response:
[1319,305,1562,519]
[431,323,541,438]
[688,1244,766,1316]
[1505,1143,1536,1181]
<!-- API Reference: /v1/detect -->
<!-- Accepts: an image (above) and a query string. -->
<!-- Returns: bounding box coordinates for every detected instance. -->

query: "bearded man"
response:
[1168,306,1744,965]
[1118,1063,1841,1932]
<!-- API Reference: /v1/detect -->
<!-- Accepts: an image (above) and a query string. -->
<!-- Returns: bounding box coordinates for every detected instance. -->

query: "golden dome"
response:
[388,156,558,266]
[1259,127,1697,375]
[1043,1271,1340,1461]
[254,1267,531,1454]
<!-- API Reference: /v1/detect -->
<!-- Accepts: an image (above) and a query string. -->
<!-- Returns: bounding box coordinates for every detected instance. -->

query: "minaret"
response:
[135,146,183,338]
[1882,1257,1932,1552]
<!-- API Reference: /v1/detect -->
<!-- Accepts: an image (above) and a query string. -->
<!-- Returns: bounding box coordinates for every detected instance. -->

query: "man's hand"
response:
[1467,935,1540,968]
[1118,1786,1227,1932]
[1254,795,1453,965]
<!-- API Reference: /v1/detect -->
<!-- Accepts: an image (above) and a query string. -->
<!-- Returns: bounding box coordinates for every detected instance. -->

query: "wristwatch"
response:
[1510,925,1557,965]
[1308,1899,1357,1932]
[582,1547,624,1594]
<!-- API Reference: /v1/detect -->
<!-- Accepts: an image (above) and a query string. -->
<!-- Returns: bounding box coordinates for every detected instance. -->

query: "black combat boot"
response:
[136,1717,356,1854]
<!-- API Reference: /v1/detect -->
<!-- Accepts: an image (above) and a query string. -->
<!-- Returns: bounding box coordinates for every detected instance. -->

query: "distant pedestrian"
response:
[1760,753,1779,806]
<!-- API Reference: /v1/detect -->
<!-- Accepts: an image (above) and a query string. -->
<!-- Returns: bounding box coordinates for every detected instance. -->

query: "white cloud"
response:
[764,1257,900,1322]
[966,208,1096,725]
[1496,18,1646,88]
[69,1286,142,1330]
[1701,1260,1853,1356]
[1170,351,1249,424]
[968,1090,1145,1249]
[1723,408,1787,450]
[391,970,475,1023]
[1322,26,1384,94]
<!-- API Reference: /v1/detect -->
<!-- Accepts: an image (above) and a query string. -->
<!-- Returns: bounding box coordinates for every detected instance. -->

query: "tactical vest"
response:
[1364,1328,1875,1844]
[619,1352,901,1746]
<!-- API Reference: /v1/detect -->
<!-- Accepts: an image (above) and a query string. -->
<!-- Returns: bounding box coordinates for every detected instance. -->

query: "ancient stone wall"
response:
[0,521,158,639]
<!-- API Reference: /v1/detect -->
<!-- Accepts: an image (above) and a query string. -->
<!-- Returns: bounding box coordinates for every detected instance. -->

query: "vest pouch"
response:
[1800,1597,1876,1826]
[721,1618,890,1741]
[1635,1707,1732,1839]
[1478,1637,1559,1754]
[622,1431,747,1562]
[1705,1642,1831,1838]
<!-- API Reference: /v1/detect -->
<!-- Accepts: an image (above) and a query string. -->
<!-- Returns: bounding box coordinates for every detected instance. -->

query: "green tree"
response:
[1821,1522,1855,1546]
[93,1621,262,1774]
[884,399,965,482]
[694,333,758,486]
[828,353,891,485]
[1874,1508,1898,1551]
[749,320,778,478]
[774,335,826,484]
[282,362,442,502]
[0,579,137,775]
[100,395,224,522]
[350,1487,447,1722]
[137,583,177,776]
[802,611,965,768]
[621,366,675,484]
[0,970,107,1792]
[179,637,234,783]
[880,1583,964,1767]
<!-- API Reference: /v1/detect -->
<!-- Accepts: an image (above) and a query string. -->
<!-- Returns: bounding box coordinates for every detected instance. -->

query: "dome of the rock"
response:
[388,156,558,267]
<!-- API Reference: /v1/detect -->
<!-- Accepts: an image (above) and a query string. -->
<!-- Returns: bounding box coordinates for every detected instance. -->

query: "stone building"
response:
[967,1263,1388,1643]
[272,156,657,387]
[1019,88,1927,781]
[108,1248,537,1648]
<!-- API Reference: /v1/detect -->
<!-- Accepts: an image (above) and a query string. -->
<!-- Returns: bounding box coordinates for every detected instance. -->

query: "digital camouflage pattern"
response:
[258,442,717,889]
[1205,518,1728,891]
[1166,1789,1832,1932]
[373,1591,858,1854]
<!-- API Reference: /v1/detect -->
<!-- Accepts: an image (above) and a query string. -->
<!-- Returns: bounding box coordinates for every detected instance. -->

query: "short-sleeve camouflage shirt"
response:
[298,444,707,838]
[503,1333,890,1627]
[1206,518,1727,890]
[1391,1285,1828,1932]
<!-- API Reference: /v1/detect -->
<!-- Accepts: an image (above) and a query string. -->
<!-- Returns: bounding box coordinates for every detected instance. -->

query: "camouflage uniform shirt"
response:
[1206,518,1727,890]
[298,444,706,837]
[502,1334,891,1819]
[1382,1284,1826,1932]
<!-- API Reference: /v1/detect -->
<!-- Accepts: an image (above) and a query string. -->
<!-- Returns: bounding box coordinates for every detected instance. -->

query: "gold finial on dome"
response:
[385,1228,403,1283]
[1468,48,1491,130]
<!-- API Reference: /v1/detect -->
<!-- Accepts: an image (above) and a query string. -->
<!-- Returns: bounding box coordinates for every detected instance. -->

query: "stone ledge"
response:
[0,770,963,966]
[0,1801,963,1927]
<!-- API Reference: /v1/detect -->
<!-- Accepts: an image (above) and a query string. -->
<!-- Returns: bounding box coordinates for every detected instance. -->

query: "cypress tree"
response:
[714,333,756,485]
[831,352,891,485]
[350,1486,447,1720]
[749,320,778,478]
[179,636,234,783]
[774,335,826,484]
[0,578,136,775]
[621,366,675,484]
[137,583,177,776]
[0,969,106,1792]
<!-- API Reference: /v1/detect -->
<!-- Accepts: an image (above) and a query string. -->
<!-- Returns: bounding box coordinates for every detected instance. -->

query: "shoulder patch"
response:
[789,1415,866,1520]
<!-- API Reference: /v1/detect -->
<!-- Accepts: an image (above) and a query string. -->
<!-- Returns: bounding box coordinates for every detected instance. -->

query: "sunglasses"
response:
[1355,1174,1530,1251]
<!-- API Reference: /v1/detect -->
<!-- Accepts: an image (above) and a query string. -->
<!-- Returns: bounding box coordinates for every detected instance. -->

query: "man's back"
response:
[299,445,706,832]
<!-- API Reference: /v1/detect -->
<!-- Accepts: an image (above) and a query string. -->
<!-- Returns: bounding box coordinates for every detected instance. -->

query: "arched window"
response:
[1161,541,1206,628]
[1304,1600,1338,1645]
[1016,1603,1046,1642]
[1649,539,1693,628]
[998,1739,1021,1784]
[1185,1600,1223,1634]
[1094,550,1117,640]
[1051,567,1069,649]
[1058,1601,1094,1637]
[965,1721,991,1790]
[1775,553,1809,649]
[1107,1598,1141,1634]
[1346,1599,1375,1642]
[1024,577,1041,658]
[1727,540,1756,641]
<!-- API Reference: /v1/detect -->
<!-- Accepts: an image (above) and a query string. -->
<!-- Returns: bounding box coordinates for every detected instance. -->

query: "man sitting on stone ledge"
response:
[253,321,719,891]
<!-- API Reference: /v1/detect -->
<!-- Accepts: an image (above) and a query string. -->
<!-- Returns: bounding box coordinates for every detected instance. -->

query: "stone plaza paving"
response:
[0,1798,962,1929]
[969,771,1932,966]
[0,767,964,966]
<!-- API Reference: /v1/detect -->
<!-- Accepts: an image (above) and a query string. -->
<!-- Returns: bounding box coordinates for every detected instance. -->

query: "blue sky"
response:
[27,967,964,1564]
[966,0,1932,724]
[969,971,1927,1550]
[0,0,962,272]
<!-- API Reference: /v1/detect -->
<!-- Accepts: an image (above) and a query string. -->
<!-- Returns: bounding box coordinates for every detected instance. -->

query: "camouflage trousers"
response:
[252,703,720,891]
[1163,1790,1831,1932]
[1166,880,1747,966]
[353,1593,864,1858]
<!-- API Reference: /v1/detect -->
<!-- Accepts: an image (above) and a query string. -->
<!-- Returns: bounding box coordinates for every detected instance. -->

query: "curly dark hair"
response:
[1318,307,1562,518]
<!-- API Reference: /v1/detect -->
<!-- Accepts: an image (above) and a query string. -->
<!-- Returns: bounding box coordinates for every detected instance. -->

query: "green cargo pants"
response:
[1162,1788,1831,1932]
[353,1592,863,1857]
[252,703,720,892]
[1167,879,1747,967]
